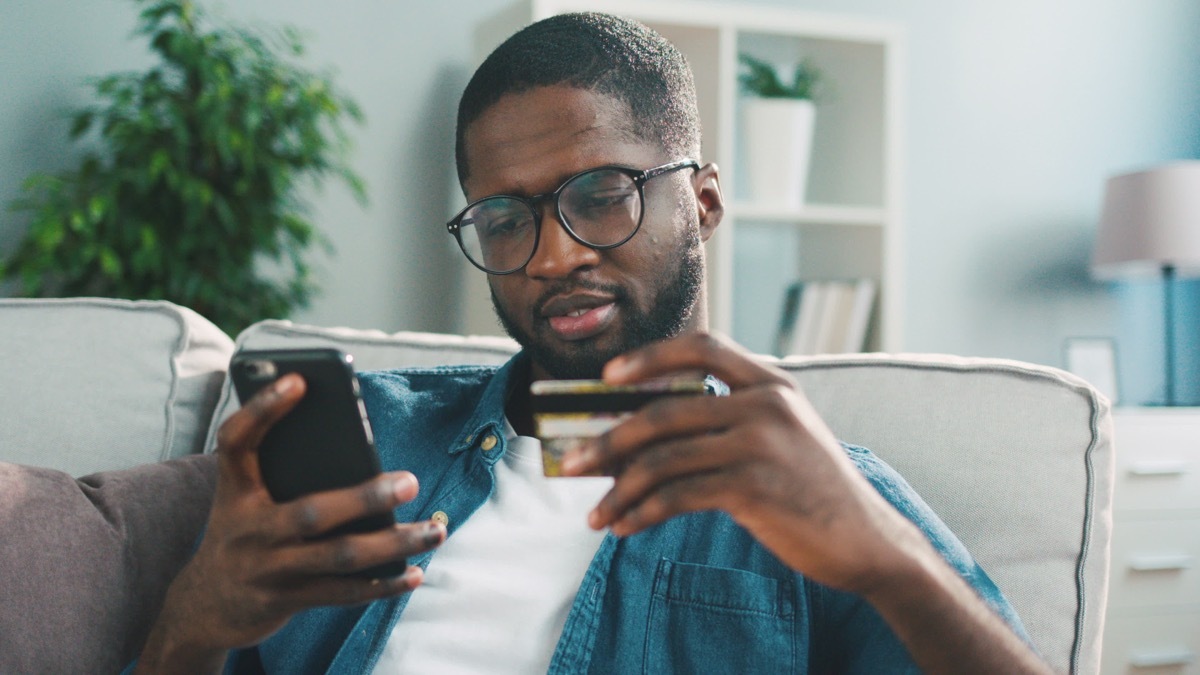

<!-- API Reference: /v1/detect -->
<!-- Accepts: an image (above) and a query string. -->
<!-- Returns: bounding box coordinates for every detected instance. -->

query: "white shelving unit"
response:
[460,0,905,354]
[1102,408,1200,674]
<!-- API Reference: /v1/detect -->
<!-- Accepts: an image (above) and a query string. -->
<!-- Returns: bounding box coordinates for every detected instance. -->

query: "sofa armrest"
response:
[777,352,1114,674]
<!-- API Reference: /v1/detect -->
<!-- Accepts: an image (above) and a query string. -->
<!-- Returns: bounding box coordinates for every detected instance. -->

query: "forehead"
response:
[462,86,663,199]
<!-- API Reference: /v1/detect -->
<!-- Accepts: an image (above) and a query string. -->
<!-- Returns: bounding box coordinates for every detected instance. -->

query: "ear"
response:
[691,162,724,242]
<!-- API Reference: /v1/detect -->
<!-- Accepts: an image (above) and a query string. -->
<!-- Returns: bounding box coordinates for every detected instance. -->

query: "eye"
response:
[480,212,535,240]
[465,198,534,240]
[580,188,636,209]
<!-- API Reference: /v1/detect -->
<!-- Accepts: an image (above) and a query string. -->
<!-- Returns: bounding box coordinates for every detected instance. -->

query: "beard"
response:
[491,226,705,380]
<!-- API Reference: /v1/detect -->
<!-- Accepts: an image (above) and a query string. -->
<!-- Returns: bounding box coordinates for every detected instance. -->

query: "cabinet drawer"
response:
[1102,609,1200,674]
[1113,414,1200,512]
[1109,517,1200,609]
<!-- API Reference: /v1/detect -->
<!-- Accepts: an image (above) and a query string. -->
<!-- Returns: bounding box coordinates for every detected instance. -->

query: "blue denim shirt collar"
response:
[446,351,529,460]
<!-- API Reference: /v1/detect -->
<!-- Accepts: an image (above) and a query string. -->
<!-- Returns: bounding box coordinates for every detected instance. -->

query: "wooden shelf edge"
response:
[728,202,888,226]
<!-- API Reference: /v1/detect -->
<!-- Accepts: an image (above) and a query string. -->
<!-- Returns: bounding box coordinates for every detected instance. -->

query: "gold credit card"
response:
[531,378,711,477]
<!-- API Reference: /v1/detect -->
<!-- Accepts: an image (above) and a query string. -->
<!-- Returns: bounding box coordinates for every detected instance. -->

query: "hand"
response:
[138,373,445,671]
[563,333,1050,674]
[559,332,927,595]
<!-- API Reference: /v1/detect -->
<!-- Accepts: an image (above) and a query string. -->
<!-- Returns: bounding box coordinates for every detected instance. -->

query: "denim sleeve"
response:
[121,648,264,675]
[225,647,266,674]
[807,444,1031,673]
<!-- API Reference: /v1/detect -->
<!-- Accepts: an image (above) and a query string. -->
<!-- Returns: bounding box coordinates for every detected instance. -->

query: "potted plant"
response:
[738,53,822,208]
[0,0,364,336]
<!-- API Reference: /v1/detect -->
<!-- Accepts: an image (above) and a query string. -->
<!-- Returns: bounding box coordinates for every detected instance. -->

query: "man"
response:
[137,13,1050,673]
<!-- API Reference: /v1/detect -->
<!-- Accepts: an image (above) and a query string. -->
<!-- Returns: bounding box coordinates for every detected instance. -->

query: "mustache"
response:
[532,280,629,318]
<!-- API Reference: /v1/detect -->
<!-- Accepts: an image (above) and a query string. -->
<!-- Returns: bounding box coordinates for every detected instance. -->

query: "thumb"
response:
[214,373,306,494]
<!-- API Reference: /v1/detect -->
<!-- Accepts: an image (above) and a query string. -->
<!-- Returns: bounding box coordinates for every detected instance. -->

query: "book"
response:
[774,281,804,357]
[790,281,827,355]
[841,278,877,353]
[775,278,877,356]
[815,281,856,354]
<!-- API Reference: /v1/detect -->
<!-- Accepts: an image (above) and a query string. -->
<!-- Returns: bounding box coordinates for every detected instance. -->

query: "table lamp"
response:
[1092,161,1200,406]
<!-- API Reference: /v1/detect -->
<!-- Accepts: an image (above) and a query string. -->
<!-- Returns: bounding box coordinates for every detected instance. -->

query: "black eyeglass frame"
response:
[447,158,700,275]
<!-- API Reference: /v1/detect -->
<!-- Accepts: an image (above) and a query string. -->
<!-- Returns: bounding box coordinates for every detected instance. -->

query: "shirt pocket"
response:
[643,559,796,674]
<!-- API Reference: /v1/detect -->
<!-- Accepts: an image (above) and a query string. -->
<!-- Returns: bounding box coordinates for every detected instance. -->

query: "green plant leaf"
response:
[0,0,366,335]
[98,247,122,277]
[69,111,94,138]
[738,53,821,101]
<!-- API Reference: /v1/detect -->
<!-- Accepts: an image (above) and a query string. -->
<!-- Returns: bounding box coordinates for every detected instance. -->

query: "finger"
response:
[279,565,426,612]
[603,332,792,391]
[608,470,730,537]
[270,520,446,579]
[589,432,741,529]
[215,373,307,492]
[271,471,420,541]
[561,393,730,476]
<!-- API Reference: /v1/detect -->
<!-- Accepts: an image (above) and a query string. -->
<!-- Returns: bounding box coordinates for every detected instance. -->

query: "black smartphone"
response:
[229,348,405,578]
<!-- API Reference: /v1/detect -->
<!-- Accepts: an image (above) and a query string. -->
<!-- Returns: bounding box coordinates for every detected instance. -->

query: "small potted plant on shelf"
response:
[738,53,822,209]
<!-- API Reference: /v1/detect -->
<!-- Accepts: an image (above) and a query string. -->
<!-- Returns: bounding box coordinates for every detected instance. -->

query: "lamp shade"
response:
[1092,161,1200,280]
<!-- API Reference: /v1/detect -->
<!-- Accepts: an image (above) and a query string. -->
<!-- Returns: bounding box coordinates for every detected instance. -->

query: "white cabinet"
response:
[462,0,904,355]
[1102,409,1200,674]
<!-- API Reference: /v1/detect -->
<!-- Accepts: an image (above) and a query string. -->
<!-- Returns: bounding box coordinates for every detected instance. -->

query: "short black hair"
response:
[455,12,700,186]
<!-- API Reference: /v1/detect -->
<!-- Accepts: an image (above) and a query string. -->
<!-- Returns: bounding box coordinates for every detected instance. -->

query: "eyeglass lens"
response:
[457,168,643,273]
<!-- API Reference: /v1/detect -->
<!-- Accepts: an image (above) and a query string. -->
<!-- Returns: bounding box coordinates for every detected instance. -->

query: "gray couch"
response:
[0,298,1114,673]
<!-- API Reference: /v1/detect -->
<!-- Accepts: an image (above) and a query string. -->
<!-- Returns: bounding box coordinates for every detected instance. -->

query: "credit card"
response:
[531,378,711,477]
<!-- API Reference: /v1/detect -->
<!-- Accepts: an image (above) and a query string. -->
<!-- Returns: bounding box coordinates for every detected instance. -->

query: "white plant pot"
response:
[739,97,816,209]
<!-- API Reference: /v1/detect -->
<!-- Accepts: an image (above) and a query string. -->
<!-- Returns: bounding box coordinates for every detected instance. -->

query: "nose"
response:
[523,209,602,279]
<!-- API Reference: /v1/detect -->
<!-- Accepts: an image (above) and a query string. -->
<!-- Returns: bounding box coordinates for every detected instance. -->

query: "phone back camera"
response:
[245,360,278,381]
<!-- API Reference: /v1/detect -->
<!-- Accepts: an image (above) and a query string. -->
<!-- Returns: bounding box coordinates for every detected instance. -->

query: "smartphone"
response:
[531,378,712,477]
[229,348,405,578]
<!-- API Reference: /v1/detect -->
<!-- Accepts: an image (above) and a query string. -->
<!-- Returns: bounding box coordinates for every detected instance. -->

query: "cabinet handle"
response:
[1128,461,1190,477]
[1128,554,1194,572]
[1129,648,1195,667]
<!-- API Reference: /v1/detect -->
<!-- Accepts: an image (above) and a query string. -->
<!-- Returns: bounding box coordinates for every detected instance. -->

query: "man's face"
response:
[461,85,720,380]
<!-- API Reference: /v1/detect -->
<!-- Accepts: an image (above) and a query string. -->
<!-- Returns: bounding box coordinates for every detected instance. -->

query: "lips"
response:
[539,293,618,341]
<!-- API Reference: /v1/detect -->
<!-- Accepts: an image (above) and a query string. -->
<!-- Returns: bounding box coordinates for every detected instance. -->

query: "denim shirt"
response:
[228,352,1027,674]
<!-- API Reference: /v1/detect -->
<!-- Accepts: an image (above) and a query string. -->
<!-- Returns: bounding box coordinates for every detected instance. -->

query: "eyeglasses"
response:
[447,159,699,275]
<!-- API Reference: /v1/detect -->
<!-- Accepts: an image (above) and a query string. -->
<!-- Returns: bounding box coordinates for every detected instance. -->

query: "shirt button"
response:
[431,510,450,527]
[480,434,498,452]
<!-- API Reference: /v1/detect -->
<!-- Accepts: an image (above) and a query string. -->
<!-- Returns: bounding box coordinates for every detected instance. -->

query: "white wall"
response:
[3,0,1198,401]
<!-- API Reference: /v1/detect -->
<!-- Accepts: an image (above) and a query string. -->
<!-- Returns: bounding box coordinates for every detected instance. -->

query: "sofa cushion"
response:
[0,298,235,476]
[202,319,519,452]
[0,454,217,674]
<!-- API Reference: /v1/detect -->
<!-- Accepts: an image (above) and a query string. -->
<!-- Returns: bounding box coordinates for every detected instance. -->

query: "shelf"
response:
[729,202,887,226]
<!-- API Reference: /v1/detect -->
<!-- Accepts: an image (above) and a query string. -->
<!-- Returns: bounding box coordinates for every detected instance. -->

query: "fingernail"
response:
[604,356,632,381]
[560,452,581,474]
[392,473,416,500]
[275,374,297,395]
[377,474,411,504]
[561,443,592,474]
[403,566,423,586]
[424,522,445,546]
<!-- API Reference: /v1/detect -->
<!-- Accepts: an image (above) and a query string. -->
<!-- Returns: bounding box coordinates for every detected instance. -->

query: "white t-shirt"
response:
[372,422,612,674]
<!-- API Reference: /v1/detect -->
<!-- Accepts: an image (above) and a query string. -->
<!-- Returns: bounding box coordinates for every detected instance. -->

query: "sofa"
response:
[0,297,1114,673]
